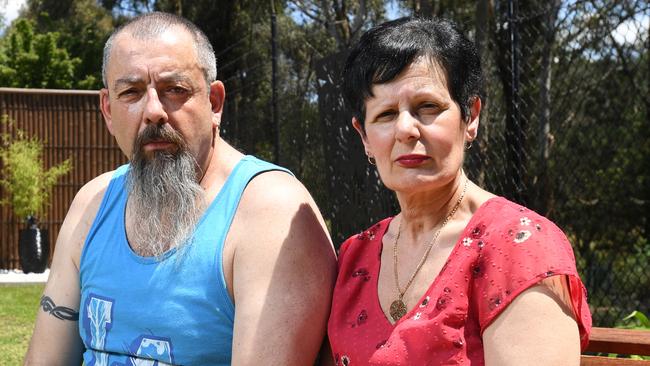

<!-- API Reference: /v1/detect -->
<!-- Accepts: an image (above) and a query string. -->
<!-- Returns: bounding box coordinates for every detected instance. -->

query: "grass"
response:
[0,284,43,366]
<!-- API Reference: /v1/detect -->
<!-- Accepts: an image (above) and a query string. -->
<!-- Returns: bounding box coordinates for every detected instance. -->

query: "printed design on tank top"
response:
[83,294,176,365]
[122,335,175,366]
[83,293,114,366]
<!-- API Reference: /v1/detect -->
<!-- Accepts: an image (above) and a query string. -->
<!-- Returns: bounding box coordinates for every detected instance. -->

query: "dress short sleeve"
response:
[468,201,592,350]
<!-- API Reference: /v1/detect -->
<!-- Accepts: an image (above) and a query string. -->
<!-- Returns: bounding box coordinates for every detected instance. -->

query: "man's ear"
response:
[99,88,115,136]
[465,97,481,142]
[209,81,226,129]
[352,117,370,152]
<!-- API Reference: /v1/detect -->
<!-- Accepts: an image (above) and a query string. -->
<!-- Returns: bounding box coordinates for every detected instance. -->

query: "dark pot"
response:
[18,218,49,274]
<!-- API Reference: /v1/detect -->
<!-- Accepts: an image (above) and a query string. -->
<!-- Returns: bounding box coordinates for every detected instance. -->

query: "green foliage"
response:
[0,116,71,221]
[0,0,113,89]
[609,311,650,360]
[25,0,114,89]
[0,284,44,365]
[621,310,650,330]
[0,18,79,88]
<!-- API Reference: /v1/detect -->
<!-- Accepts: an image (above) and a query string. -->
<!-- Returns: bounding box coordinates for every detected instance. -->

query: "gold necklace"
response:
[389,178,468,322]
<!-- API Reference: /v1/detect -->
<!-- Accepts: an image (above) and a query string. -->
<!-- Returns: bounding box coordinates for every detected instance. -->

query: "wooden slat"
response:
[586,327,650,356]
[581,355,650,366]
[0,88,127,270]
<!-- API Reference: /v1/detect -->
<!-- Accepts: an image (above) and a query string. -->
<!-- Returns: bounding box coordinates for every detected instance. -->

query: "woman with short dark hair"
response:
[327,17,591,365]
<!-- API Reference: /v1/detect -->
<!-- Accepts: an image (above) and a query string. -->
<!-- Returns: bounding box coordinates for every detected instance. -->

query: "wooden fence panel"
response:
[0,88,127,270]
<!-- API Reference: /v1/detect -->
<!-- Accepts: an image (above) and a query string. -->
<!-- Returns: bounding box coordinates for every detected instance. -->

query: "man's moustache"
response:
[135,125,185,151]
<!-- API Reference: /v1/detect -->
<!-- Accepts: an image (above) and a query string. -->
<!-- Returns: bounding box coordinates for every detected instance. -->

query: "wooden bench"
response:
[581,327,650,365]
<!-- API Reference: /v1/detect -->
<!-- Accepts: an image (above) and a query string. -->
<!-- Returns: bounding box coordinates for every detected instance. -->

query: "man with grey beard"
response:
[25,12,337,366]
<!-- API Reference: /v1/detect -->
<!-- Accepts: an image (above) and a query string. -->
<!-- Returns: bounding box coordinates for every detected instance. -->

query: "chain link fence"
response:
[474,0,649,326]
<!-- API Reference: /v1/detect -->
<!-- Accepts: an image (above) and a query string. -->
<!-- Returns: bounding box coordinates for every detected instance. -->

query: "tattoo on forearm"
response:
[40,295,79,321]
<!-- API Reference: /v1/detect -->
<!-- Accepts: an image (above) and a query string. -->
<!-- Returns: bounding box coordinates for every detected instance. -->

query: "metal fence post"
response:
[506,0,525,205]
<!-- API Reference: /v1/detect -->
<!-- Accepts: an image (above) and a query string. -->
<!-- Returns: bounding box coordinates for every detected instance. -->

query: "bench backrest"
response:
[581,327,650,365]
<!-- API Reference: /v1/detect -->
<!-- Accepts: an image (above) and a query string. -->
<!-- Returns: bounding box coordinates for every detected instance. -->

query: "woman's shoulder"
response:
[470,197,574,261]
[338,217,392,260]
[476,197,564,233]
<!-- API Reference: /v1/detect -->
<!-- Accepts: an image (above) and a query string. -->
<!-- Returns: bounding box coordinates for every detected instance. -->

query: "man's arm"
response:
[227,171,337,365]
[24,173,112,365]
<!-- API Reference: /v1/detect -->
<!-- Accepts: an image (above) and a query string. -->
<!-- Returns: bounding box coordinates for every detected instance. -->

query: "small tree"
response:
[0,116,71,224]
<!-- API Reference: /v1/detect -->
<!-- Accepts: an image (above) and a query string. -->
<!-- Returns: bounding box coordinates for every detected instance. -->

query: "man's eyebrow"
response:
[113,76,144,89]
[157,73,194,84]
[112,73,195,90]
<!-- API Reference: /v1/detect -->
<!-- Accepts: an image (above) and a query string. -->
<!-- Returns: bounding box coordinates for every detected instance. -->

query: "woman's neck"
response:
[394,173,467,245]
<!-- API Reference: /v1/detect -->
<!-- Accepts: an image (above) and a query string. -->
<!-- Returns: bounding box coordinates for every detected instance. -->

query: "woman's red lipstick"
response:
[395,154,430,167]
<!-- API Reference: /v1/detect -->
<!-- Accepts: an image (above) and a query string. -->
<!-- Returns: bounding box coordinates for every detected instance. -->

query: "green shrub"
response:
[621,310,650,330]
[0,116,72,222]
[616,311,650,360]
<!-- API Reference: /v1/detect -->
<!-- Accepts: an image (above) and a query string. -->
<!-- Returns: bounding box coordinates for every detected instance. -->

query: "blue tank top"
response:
[79,155,290,366]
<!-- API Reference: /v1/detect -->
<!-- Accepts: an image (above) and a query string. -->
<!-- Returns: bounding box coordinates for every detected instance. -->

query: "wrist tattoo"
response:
[40,295,79,321]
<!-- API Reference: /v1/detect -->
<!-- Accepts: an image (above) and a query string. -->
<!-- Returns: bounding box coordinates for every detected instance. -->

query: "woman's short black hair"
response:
[342,17,484,127]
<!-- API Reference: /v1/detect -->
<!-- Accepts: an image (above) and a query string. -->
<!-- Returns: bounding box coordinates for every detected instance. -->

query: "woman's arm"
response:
[483,282,580,366]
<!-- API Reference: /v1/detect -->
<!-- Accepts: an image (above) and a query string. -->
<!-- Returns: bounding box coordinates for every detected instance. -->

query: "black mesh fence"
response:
[218,0,649,327]
[467,0,650,327]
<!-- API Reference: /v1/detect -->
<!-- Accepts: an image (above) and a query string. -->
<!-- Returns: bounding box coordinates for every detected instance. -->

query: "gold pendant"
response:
[390,299,407,321]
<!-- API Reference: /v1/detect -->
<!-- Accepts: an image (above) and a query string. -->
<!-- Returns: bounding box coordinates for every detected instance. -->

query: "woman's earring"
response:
[465,141,473,150]
[367,153,376,165]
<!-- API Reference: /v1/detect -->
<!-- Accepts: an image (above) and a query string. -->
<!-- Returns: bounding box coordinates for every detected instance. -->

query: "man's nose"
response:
[143,88,168,125]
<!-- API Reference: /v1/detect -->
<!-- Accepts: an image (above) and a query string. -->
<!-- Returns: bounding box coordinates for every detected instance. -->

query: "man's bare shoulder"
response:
[236,170,331,235]
[232,169,333,250]
[74,171,115,207]
[65,170,116,224]
[231,168,335,268]
[242,170,314,208]
[61,170,117,264]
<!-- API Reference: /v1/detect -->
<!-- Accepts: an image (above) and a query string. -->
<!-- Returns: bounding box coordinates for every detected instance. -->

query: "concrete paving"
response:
[0,268,49,284]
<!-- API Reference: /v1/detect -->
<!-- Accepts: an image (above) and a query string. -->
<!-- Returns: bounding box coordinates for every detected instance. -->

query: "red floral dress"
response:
[328,197,591,365]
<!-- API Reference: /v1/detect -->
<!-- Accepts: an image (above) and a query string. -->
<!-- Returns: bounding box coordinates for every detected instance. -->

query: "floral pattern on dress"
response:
[471,260,484,278]
[514,230,532,243]
[488,295,503,310]
[420,296,430,308]
[355,231,369,241]
[352,268,371,281]
[356,226,378,241]
[375,340,387,349]
[341,355,350,366]
[357,310,368,325]
[435,287,453,310]
[470,223,486,238]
